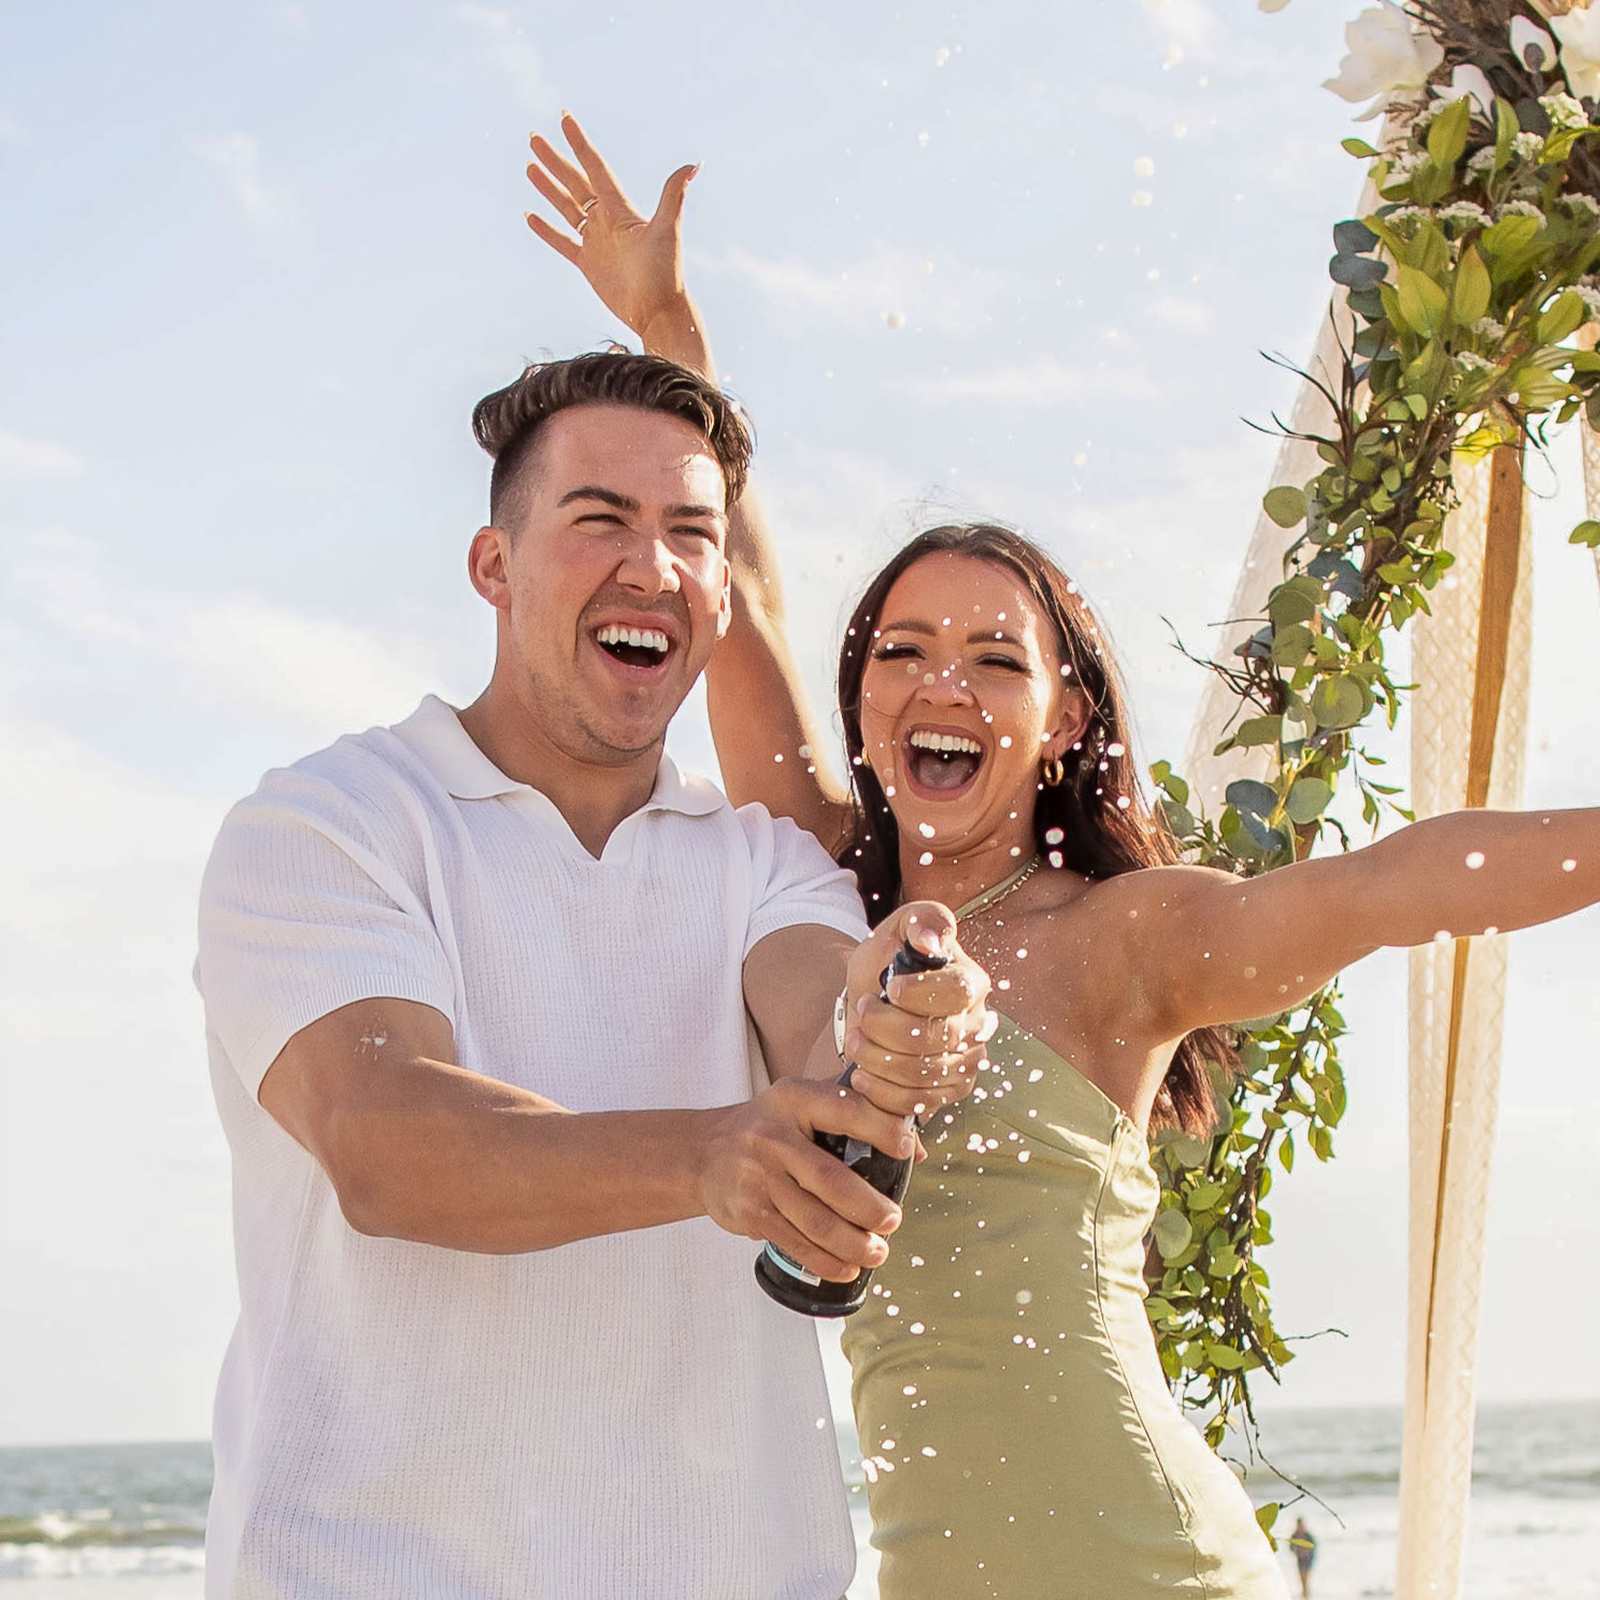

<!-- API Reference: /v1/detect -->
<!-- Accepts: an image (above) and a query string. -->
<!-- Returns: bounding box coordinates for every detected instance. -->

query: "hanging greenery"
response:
[1147,0,1600,1536]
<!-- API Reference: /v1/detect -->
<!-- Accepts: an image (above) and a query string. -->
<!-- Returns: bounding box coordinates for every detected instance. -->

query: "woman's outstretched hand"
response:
[525,112,697,342]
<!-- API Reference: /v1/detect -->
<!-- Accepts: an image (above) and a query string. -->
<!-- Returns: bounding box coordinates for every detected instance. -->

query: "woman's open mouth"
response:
[591,623,673,677]
[902,726,986,800]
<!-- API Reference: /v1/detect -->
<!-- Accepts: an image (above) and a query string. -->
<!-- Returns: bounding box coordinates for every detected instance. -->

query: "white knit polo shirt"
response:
[196,695,866,1600]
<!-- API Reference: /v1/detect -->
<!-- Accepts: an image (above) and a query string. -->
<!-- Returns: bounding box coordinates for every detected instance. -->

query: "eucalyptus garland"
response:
[1145,0,1600,1535]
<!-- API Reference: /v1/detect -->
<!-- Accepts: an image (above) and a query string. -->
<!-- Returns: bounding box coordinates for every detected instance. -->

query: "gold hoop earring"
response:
[1042,756,1066,787]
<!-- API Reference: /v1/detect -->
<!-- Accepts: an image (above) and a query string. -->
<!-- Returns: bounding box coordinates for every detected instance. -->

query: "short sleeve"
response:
[737,803,869,958]
[197,774,456,1097]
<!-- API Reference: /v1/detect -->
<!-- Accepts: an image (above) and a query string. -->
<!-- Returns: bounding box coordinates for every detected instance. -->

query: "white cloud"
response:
[455,4,556,109]
[10,529,443,743]
[1148,293,1215,336]
[896,354,1160,407]
[697,246,1011,337]
[1141,0,1219,63]
[0,431,85,481]
[192,132,289,230]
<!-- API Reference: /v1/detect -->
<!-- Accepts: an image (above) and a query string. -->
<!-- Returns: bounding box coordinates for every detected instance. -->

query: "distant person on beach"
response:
[1290,1517,1317,1596]
[525,114,1600,1599]
[194,351,991,1597]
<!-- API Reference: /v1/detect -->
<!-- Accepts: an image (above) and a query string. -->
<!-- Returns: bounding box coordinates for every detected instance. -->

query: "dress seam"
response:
[1093,1121,1213,1599]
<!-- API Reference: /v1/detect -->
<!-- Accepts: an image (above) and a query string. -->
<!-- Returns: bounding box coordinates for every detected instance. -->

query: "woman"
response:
[523,118,1600,1597]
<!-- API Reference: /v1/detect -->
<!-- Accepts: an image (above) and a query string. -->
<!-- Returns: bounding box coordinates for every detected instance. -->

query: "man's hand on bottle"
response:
[842,901,995,1119]
[696,1080,913,1283]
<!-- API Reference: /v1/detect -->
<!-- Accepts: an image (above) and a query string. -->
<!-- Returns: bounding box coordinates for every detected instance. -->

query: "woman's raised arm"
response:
[524,114,853,849]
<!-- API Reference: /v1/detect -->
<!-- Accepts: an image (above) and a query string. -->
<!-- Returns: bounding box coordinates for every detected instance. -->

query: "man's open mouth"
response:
[592,623,673,673]
[903,727,986,797]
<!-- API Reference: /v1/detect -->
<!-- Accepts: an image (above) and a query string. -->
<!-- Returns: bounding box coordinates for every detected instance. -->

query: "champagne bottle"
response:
[754,942,950,1317]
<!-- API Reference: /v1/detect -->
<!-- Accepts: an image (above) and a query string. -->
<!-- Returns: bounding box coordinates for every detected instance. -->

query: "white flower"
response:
[1439,201,1492,227]
[1325,6,1446,120]
[1387,146,1426,177]
[1435,63,1497,119]
[1541,91,1591,130]
[1466,146,1498,176]
[1496,199,1547,223]
[1552,5,1600,100]
[1562,191,1600,219]
[1456,351,1497,374]
[1513,130,1547,161]
[1511,16,1558,71]
[1471,316,1508,341]
[1387,204,1434,227]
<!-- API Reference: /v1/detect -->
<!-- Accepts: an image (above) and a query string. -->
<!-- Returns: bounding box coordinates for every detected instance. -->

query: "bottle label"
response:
[762,1242,822,1287]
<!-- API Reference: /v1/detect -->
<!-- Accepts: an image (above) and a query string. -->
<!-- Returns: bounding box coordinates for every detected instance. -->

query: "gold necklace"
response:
[957,853,1042,926]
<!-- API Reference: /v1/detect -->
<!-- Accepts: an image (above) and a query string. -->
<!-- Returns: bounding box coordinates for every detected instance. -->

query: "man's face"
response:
[481,403,732,762]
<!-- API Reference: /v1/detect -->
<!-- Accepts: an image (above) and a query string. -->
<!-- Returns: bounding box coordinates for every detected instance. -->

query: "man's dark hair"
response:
[471,349,754,529]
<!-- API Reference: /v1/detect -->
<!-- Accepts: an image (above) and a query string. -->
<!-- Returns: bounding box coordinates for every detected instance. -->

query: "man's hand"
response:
[842,902,994,1119]
[698,1078,915,1283]
[525,112,695,343]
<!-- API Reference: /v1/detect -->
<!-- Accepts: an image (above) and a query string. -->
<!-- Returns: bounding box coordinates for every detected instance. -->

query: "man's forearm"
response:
[330,1057,724,1254]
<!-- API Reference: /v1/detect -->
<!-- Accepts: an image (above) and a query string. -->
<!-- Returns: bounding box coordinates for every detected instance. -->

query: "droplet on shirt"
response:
[920,851,935,866]
[1044,827,1065,845]
[1465,851,1485,870]
[919,822,936,838]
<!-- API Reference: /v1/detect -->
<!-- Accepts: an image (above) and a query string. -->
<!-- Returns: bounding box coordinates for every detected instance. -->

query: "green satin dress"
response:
[841,873,1287,1600]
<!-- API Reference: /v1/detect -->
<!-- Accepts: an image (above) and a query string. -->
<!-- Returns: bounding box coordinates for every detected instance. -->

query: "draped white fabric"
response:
[1396,455,1531,1599]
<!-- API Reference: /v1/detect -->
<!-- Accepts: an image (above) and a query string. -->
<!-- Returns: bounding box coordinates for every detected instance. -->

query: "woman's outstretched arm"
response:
[523,114,853,850]
[1136,806,1600,1038]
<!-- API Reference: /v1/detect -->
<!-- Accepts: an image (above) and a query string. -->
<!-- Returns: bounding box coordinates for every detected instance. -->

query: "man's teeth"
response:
[596,624,670,654]
[908,730,983,756]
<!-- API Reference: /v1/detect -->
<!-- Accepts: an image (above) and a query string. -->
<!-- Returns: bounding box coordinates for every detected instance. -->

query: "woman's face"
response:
[857,553,1085,862]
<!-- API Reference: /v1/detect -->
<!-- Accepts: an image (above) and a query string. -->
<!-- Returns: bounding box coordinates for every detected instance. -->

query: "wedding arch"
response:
[1142,3,1600,1591]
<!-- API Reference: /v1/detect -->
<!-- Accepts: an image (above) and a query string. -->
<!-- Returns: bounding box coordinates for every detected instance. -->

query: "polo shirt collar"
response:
[395,695,723,818]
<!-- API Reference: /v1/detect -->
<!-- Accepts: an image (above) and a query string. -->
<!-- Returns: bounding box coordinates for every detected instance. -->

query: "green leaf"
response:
[1341,137,1380,159]
[1495,97,1518,171]
[1538,290,1586,346]
[1236,715,1284,749]
[1286,777,1333,825]
[1226,779,1278,820]
[1207,1341,1247,1371]
[1256,1502,1281,1536]
[1426,95,1471,168]
[1395,264,1449,338]
[1279,1133,1296,1173]
[1270,623,1314,669]
[1311,675,1366,730]
[1569,520,1600,548]
[1263,485,1308,529]
[1480,213,1541,263]
[1268,577,1321,629]
[1153,1209,1194,1261]
[1452,246,1492,326]
[1188,1182,1225,1210]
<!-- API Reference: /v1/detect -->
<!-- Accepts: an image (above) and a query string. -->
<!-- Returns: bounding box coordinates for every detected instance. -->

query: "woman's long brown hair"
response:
[835,522,1233,1135]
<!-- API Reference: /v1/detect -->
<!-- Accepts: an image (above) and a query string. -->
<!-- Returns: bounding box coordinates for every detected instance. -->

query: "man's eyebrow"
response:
[665,502,725,521]
[557,486,640,512]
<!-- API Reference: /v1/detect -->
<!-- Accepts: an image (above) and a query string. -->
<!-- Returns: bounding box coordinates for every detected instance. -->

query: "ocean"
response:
[2,1402,1595,1596]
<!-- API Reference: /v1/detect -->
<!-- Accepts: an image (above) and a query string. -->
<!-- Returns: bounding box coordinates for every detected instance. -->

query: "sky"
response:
[3,0,1599,1448]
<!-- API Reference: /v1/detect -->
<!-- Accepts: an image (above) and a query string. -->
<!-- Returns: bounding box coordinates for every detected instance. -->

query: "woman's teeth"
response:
[908,730,982,756]
[905,730,983,793]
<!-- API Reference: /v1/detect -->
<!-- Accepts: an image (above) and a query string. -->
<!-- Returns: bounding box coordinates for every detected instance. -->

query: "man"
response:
[1289,1516,1317,1598]
[195,350,991,1598]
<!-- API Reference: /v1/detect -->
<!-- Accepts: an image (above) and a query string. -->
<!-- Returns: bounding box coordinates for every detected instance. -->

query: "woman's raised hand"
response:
[525,112,697,340]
